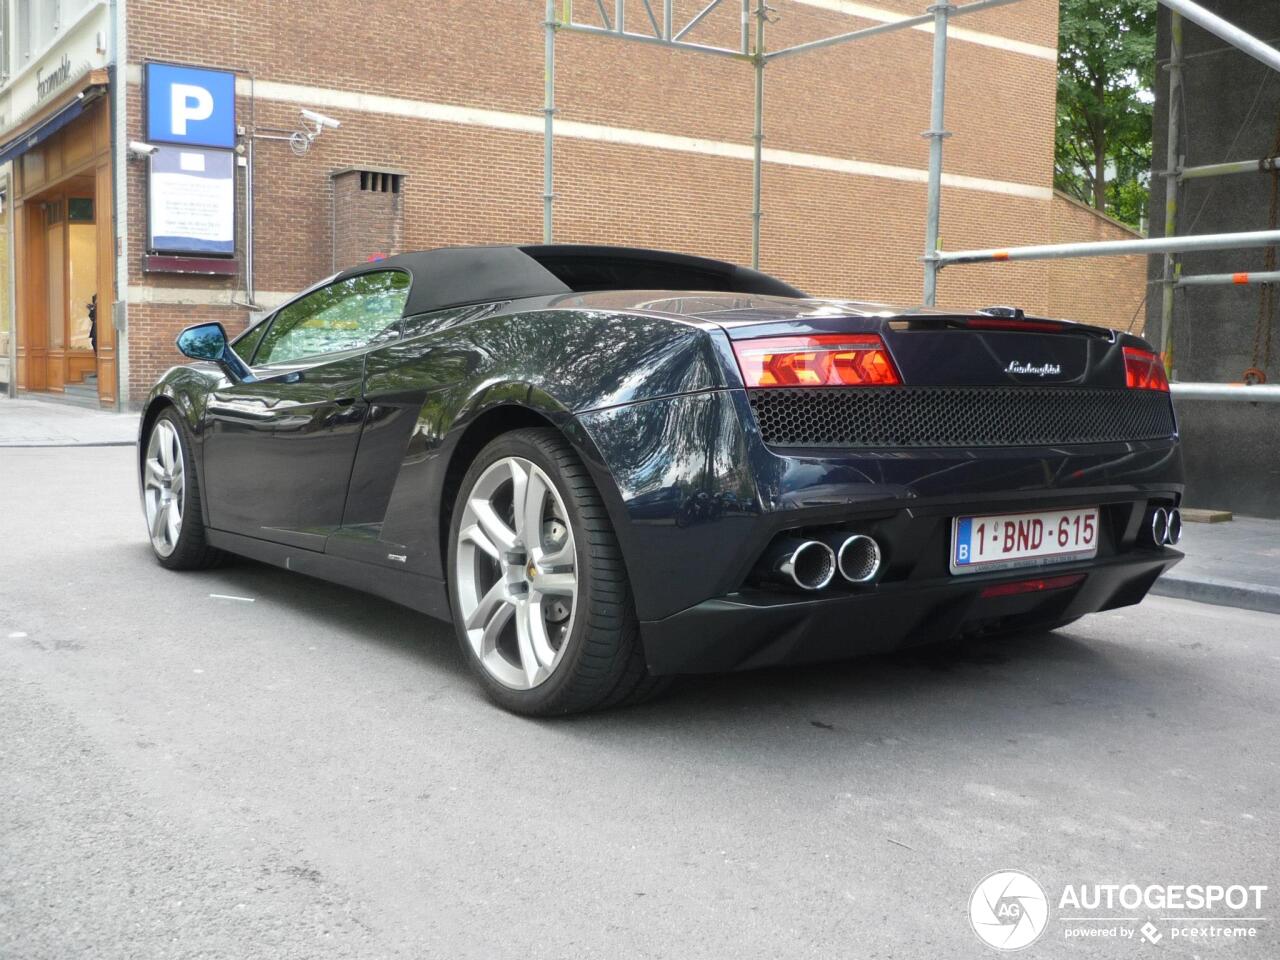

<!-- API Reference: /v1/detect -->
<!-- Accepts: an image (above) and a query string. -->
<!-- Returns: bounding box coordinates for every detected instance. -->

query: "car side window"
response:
[254,270,411,366]
[231,317,270,364]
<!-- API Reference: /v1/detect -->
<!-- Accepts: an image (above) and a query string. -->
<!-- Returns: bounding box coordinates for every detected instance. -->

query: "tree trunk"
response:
[1093,141,1107,211]
[1092,73,1108,211]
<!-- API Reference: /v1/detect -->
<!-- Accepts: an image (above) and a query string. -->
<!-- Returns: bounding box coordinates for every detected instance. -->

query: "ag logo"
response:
[969,870,1049,950]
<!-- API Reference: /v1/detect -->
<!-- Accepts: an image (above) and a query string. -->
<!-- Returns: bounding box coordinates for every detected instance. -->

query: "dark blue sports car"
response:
[139,245,1183,714]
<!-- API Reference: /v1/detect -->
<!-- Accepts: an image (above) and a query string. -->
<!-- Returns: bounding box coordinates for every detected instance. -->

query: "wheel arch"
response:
[137,374,211,522]
[138,395,176,478]
[434,395,629,593]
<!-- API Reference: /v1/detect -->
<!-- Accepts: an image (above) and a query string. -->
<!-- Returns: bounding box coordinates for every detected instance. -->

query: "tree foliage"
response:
[1055,0,1156,228]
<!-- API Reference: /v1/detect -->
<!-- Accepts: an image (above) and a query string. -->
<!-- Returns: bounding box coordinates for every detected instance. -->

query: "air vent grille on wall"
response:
[359,171,402,193]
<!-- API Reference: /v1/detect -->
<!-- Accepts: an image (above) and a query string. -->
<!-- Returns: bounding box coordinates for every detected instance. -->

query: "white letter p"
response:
[171,83,214,135]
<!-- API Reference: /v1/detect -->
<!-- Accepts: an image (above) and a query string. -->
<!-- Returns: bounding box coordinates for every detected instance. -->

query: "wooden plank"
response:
[1180,508,1233,523]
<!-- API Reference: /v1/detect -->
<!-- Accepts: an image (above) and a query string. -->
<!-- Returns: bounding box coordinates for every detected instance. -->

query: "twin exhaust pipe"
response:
[1148,506,1182,547]
[766,533,883,592]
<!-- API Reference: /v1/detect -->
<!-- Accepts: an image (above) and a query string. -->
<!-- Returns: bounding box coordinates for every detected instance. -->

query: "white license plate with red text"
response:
[950,507,1099,575]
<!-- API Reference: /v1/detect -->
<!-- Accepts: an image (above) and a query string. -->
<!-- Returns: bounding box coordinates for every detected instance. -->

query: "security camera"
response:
[301,109,340,130]
[128,141,158,156]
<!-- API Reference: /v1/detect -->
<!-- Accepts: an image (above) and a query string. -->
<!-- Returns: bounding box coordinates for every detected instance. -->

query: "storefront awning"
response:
[0,97,87,168]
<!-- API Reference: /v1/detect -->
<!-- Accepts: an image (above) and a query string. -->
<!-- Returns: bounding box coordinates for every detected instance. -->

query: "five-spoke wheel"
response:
[143,418,186,557]
[454,456,579,690]
[141,409,222,570]
[448,428,662,715]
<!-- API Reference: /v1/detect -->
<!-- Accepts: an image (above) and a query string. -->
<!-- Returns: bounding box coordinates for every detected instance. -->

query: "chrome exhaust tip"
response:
[834,534,882,584]
[1150,507,1169,547]
[1165,508,1182,545]
[778,540,837,591]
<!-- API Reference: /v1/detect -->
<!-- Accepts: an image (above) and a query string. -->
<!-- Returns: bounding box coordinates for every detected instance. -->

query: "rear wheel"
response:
[142,409,223,570]
[447,428,665,715]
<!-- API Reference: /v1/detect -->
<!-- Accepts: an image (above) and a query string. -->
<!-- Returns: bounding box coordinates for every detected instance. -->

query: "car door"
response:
[201,269,411,548]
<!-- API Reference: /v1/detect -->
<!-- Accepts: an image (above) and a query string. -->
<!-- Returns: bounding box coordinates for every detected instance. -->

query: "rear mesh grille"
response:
[747,387,1177,448]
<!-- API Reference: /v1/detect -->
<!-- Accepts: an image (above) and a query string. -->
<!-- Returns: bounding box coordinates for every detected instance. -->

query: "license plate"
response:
[951,507,1099,575]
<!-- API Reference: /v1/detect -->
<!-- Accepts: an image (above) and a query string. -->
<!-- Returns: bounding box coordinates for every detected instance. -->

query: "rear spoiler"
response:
[890,312,1116,340]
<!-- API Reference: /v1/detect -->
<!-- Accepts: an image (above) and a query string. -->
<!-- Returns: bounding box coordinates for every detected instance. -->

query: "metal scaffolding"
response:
[543,0,1023,274]
[541,0,1280,400]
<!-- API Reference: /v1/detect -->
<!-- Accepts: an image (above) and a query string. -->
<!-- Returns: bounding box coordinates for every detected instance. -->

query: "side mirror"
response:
[175,322,255,383]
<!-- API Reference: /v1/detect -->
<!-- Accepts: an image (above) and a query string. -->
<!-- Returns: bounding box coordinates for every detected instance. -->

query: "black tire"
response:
[447,428,666,715]
[143,408,224,571]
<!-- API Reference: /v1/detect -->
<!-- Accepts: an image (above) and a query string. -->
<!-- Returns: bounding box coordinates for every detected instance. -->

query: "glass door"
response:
[39,192,98,392]
[66,197,97,385]
[44,199,65,390]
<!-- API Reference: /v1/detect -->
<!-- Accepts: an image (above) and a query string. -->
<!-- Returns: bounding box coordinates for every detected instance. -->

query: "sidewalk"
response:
[0,394,138,447]
[1152,515,1280,615]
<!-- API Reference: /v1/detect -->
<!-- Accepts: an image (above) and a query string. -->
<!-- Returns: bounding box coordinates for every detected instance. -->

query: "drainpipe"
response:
[110,0,129,410]
[244,136,255,305]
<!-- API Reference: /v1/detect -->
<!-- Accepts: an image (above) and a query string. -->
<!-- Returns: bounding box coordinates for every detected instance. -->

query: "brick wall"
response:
[1047,191,1148,334]
[122,0,1148,400]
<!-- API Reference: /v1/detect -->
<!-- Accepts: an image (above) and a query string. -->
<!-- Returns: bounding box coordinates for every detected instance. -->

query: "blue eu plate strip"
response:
[955,517,973,565]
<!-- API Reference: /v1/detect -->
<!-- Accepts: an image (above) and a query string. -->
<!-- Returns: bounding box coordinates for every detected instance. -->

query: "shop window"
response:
[16,0,93,61]
[68,197,93,221]
[0,4,9,82]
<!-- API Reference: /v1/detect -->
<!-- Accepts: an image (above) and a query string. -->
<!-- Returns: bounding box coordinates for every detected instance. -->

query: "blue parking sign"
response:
[145,63,236,148]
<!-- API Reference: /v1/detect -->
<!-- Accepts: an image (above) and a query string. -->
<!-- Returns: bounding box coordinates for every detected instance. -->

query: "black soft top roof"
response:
[334,244,807,316]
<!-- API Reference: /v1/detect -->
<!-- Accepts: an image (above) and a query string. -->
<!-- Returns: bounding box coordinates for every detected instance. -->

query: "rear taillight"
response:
[1123,347,1170,392]
[732,334,901,388]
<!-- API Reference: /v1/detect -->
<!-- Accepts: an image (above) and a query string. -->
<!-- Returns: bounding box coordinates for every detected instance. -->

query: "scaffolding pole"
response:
[751,0,765,269]
[1159,0,1280,73]
[1158,11,1183,370]
[922,2,953,307]
[1181,156,1280,179]
[1170,383,1280,402]
[935,229,1280,266]
[543,0,557,242]
[1177,270,1280,287]
[765,0,1025,61]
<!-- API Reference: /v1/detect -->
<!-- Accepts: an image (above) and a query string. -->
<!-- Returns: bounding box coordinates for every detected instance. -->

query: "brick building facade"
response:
[0,0,1147,407]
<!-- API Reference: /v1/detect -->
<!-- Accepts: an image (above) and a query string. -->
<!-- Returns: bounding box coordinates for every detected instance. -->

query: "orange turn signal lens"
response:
[1123,347,1170,392]
[732,334,901,388]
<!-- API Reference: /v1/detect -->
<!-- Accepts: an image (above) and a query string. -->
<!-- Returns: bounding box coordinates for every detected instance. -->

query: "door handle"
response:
[335,396,358,407]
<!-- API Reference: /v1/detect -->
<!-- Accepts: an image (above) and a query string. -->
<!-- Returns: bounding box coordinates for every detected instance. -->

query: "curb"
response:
[0,441,137,448]
[1151,575,1280,616]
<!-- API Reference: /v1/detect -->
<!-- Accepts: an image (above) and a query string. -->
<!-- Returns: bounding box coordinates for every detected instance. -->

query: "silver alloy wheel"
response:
[143,419,185,557]
[454,456,578,690]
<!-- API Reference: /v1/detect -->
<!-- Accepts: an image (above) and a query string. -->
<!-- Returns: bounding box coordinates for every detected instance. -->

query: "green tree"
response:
[1055,0,1156,228]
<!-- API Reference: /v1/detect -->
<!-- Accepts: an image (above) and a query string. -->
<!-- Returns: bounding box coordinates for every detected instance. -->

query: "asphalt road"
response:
[2,446,1278,959]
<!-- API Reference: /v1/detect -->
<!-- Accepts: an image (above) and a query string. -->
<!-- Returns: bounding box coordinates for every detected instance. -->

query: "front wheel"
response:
[142,409,223,570]
[447,428,665,715]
